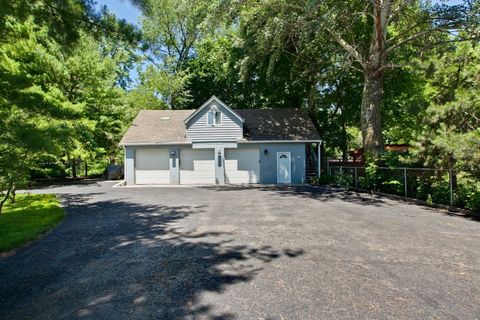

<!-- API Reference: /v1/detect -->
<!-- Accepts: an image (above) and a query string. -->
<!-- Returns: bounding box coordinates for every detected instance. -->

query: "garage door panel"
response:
[225,148,260,184]
[135,170,170,184]
[136,148,170,184]
[180,149,215,184]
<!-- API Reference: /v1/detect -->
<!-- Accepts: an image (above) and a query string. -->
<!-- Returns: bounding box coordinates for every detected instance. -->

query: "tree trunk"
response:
[361,69,384,161]
[360,0,389,162]
[0,180,14,216]
[84,161,88,177]
[10,188,16,204]
[329,0,392,163]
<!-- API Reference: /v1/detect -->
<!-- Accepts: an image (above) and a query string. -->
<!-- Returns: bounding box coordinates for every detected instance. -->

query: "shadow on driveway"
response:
[0,192,303,319]
[200,184,389,207]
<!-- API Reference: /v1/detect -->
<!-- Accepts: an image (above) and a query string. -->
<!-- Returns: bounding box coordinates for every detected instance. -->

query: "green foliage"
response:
[381,179,403,196]
[331,168,354,188]
[0,16,80,204]
[363,162,379,190]
[416,41,480,174]
[415,174,451,205]
[136,0,216,109]
[0,0,138,203]
[426,194,433,206]
[455,174,480,212]
[0,194,65,252]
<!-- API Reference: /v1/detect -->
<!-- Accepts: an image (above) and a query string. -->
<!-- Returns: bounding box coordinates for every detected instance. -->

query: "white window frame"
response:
[207,106,222,127]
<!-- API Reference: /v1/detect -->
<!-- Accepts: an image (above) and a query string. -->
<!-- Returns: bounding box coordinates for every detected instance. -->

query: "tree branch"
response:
[327,29,364,66]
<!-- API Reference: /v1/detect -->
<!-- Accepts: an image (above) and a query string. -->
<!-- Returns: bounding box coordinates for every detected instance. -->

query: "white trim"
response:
[183,96,244,124]
[238,140,323,144]
[120,142,192,146]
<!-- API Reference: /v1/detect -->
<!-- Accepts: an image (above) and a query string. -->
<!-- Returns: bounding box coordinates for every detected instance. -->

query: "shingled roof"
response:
[120,108,320,145]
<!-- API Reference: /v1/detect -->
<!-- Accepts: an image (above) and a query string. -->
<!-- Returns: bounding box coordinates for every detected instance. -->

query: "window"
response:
[207,110,214,125]
[207,106,222,126]
[215,110,222,125]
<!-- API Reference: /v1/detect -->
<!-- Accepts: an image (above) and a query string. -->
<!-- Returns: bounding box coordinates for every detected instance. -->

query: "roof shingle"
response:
[120,108,320,145]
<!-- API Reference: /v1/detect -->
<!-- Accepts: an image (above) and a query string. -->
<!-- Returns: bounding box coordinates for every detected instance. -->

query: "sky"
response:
[95,0,141,26]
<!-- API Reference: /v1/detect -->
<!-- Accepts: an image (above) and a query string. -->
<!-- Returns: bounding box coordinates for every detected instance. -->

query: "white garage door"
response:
[180,148,215,184]
[135,148,170,184]
[225,148,260,184]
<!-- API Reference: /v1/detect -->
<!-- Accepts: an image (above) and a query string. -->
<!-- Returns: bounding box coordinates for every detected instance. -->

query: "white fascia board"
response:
[238,140,322,144]
[120,142,191,146]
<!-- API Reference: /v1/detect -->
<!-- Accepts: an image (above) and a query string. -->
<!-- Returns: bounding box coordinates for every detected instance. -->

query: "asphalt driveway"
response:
[0,181,479,319]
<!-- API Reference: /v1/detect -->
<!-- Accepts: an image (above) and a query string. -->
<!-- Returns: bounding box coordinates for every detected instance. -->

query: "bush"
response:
[430,176,451,205]
[381,179,403,195]
[415,173,450,205]
[361,162,378,190]
[333,169,353,187]
[456,175,480,212]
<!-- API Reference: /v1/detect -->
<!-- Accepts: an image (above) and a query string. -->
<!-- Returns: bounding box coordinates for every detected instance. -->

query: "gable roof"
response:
[183,96,244,124]
[120,108,320,146]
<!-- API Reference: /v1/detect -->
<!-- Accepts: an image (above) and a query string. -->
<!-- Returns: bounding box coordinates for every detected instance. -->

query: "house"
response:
[119,96,322,185]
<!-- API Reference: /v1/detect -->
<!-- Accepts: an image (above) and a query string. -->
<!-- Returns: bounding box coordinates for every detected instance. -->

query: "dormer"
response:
[184,96,244,142]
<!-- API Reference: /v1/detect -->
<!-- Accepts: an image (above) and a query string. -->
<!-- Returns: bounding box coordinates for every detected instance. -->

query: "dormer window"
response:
[207,105,222,126]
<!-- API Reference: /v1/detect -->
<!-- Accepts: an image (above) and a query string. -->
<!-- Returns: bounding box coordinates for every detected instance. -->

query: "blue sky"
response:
[95,0,141,26]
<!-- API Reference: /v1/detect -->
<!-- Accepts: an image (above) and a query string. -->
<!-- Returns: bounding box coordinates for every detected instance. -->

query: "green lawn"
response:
[0,194,65,252]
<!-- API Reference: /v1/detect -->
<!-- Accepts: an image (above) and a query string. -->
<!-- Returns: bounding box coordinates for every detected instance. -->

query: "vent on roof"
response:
[160,116,170,120]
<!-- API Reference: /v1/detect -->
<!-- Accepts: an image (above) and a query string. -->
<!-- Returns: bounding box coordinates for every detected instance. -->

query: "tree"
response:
[55,33,134,176]
[135,0,217,109]
[417,41,480,174]
[0,1,139,213]
[226,0,477,161]
[0,17,81,213]
[315,0,477,160]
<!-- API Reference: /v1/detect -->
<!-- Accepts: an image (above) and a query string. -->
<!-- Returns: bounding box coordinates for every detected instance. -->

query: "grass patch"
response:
[0,194,65,253]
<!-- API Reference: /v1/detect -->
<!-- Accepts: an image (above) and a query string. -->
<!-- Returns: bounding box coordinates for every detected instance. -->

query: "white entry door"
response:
[277,152,291,184]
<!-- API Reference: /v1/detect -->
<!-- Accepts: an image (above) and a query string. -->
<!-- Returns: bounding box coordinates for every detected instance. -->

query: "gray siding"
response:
[257,143,306,184]
[186,100,243,142]
[126,142,306,185]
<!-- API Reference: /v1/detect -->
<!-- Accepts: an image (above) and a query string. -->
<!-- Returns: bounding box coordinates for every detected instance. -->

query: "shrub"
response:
[456,175,480,212]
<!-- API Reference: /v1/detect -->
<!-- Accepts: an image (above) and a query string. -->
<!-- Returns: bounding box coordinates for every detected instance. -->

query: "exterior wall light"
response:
[217,150,222,167]
[264,149,268,155]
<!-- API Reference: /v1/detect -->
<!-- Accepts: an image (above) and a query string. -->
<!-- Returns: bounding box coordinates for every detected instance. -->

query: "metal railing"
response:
[306,144,319,177]
[328,166,479,210]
